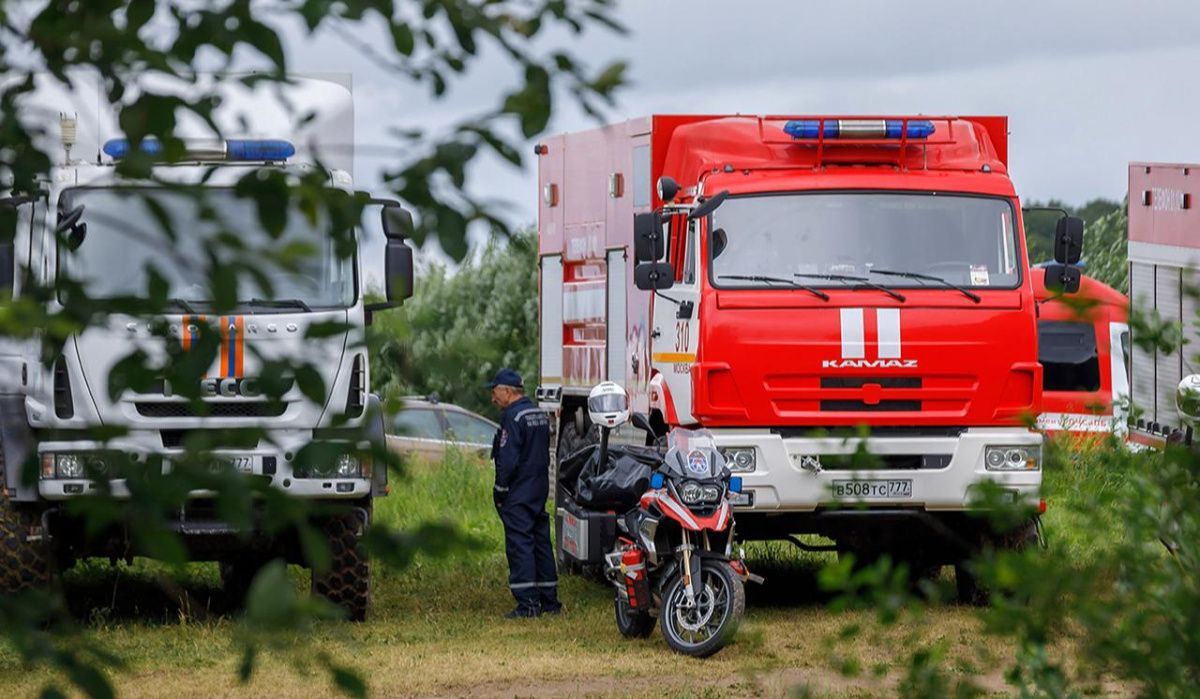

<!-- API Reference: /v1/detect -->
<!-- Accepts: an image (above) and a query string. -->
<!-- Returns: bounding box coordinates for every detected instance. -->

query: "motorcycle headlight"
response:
[679,481,704,504]
[984,445,1041,471]
[701,485,722,503]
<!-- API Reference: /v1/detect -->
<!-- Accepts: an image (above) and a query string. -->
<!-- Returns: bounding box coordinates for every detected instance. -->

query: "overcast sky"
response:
[275,0,1200,253]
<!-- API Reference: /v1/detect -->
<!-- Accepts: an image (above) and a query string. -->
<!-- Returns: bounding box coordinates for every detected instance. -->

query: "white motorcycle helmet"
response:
[588,381,630,428]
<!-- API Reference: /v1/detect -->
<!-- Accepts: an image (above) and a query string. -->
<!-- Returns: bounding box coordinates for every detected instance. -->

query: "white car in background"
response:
[386,397,498,461]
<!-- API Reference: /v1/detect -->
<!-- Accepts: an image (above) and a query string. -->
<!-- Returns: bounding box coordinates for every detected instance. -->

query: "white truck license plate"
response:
[211,456,254,473]
[832,479,912,499]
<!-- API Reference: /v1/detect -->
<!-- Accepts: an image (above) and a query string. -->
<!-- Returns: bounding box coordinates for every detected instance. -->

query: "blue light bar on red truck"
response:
[102,138,296,162]
[783,119,936,140]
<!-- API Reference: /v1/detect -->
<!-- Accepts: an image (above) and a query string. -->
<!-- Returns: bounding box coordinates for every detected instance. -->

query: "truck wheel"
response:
[0,494,53,594]
[220,556,268,609]
[311,513,370,622]
[955,518,1039,606]
[556,418,596,465]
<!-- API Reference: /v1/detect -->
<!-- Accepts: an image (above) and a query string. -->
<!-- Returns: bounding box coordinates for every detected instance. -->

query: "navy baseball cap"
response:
[485,368,523,389]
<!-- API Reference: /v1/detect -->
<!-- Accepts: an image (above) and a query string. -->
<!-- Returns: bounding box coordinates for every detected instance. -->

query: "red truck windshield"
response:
[709,192,1021,290]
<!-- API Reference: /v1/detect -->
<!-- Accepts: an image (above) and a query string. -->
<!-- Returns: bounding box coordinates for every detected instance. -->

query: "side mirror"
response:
[634,211,665,263]
[688,190,729,220]
[630,412,653,434]
[367,239,414,311]
[382,204,414,240]
[1053,216,1083,264]
[1044,264,1081,294]
[635,262,675,291]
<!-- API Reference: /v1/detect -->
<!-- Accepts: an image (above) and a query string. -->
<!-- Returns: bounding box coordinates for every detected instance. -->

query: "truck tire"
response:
[311,513,370,622]
[0,467,52,594]
[0,437,53,594]
[220,555,268,609]
[955,518,1039,606]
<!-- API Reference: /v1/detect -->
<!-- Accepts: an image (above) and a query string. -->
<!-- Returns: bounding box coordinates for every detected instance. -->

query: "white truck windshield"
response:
[710,193,1020,290]
[58,187,356,309]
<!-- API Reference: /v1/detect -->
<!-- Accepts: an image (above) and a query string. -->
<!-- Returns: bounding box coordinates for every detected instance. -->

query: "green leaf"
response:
[295,364,326,404]
[391,22,415,56]
[244,560,294,626]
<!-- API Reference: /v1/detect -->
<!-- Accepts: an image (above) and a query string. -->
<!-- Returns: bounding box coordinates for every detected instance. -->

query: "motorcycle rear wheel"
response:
[613,596,656,638]
[660,559,744,658]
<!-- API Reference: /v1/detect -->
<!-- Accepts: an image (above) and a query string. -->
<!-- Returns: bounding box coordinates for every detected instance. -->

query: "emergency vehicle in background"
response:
[1033,271,1129,440]
[536,114,1084,595]
[1126,162,1200,447]
[0,106,414,620]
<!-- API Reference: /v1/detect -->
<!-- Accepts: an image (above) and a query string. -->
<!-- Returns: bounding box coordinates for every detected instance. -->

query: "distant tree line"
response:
[370,230,539,419]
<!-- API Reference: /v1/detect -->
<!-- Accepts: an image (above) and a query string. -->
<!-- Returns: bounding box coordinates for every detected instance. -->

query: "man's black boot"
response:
[504,605,540,619]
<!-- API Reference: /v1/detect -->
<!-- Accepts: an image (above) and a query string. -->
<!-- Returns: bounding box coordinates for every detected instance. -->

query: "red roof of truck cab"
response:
[652,115,1010,207]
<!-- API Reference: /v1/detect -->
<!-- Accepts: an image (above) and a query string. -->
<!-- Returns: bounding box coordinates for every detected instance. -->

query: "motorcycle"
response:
[585,384,753,657]
[609,428,753,657]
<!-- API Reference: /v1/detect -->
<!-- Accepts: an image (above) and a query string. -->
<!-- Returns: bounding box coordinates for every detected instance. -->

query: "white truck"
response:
[0,133,414,620]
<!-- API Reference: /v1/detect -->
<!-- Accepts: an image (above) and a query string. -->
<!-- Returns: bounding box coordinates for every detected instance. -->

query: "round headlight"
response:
[1006,449,1026,466]
[701,485,722,503]
[986,449,1006,468]
[733,451,753,470]
[679,481,703,504]
[336,454,360,478]
[57,454,84,479]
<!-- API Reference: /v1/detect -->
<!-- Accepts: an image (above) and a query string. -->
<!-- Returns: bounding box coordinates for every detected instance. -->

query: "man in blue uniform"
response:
[487,368,561,618]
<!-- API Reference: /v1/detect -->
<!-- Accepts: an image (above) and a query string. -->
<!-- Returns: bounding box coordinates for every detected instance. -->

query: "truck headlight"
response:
[335,453,361,477]
[984,446,1040,471]
[719,448,757,473]
[41,453,110,479]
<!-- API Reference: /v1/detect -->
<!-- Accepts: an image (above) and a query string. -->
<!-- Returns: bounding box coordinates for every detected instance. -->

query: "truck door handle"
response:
[651,328,661,339]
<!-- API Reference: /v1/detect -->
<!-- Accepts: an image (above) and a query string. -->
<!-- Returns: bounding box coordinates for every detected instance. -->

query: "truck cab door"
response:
[649,216,701,425]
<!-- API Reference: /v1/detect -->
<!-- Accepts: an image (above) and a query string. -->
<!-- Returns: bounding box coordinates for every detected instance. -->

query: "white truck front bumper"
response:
[712,427,1042,512]
[36,430,373,501]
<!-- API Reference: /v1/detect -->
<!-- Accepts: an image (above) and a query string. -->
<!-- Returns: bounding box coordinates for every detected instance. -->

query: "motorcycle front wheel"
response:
[660,559,745,658]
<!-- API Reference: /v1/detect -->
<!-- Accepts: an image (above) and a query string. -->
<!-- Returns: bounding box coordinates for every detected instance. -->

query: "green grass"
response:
[0,446,1135,697]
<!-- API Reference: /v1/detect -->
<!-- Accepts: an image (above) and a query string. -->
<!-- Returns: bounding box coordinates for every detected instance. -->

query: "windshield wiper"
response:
[718,274,829,301]
[868,269,982,303]
[166,298,201,314]
[245,298,313,312]
[793,273,906,302]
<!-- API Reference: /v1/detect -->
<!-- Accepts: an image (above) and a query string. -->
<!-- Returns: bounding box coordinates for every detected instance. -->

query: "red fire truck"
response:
[1127,162,1200,447]
[536,116,1083,582]
[1033,272,1129,440]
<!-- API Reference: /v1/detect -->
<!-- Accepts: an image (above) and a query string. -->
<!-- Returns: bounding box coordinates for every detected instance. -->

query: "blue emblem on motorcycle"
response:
[686,450,708,475]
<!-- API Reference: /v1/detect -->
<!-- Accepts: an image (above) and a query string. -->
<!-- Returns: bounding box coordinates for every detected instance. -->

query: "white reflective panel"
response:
[606,249,627,384]
[540,255,564,384]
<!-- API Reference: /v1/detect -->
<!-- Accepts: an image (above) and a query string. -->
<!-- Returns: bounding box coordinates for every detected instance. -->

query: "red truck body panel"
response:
[537,115,1039,432]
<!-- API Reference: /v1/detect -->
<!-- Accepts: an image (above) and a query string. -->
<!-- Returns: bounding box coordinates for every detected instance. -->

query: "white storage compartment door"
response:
[1129,261,1158,421]
[540,255,564,387]
[606,249,627,386]
[1155,264,1183,425]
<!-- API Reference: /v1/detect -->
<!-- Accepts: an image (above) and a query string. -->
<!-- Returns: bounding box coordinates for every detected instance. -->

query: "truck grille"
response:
[820,399,920,412]
[765,373,975,417]
[136,402,287,419]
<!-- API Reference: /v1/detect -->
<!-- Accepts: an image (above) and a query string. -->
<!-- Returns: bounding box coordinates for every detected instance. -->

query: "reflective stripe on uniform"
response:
[509,581,538,589]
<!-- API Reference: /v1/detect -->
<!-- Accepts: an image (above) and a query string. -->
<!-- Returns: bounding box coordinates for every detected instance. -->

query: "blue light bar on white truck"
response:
[784,119,936,140]
[102,138,297,162]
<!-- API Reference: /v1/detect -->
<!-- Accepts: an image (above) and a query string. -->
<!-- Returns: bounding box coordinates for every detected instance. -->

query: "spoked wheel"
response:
[660,560,745,657]
[613,596,656,638]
